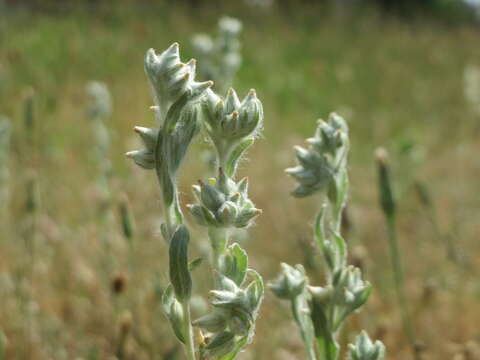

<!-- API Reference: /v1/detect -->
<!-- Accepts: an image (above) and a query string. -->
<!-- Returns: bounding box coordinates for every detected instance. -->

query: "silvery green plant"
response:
[270,114,384,360]
[191,16,242,94]
[188,86,264,359]
[285,113,348,231]
[127,43,212,242]
[126,43,263,360]
[86,81,113,207]
[0,116,11,221]
[86,81,116,277]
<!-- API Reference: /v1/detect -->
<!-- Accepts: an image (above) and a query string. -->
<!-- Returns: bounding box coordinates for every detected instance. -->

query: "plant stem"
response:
[386,216,416,354]
[291,296,317,360]
[207,227,228,271]
[181,300,196,360]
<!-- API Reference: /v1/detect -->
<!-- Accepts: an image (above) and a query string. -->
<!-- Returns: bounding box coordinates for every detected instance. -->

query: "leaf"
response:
[331,231,347,271]
[205,332,236,358]
[245,269,264,311]
[317,334,339,360]
[156,95,200,207]
[169,225,192,301]
[220,243,248,286]
[225,138,254,177]
[310,296,329,338]
[314,205,327,250]
[161,285,186,344]
[219,337,248,360]
[189,257,203,271]
[314,205,336,271]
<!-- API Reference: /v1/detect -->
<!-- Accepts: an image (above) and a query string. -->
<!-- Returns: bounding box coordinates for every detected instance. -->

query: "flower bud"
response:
[125,149,155,169]
[286,112,348,198]
[332,266,371,316]
[199,181,226,211]
[348,331,385,360]
[188,175,261,229]
[134,126,157,151]
[308,285,333,306]
[269,263,307,300]
[193,311,227,333]
[202,88,263,142]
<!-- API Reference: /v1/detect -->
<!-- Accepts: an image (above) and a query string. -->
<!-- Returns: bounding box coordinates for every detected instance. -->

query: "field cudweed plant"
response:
[270,114,385,360]
[191,16,242,94]
[126,43,264,360]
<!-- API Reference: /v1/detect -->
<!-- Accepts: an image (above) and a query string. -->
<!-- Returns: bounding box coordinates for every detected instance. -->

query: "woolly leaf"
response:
[169,225,192,301]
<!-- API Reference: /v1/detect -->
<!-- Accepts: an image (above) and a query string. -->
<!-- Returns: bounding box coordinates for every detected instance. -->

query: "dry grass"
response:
[1,3,480,359]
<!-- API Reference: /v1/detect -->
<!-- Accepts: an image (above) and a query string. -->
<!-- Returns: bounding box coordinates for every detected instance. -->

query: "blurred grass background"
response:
[1,1,480,359]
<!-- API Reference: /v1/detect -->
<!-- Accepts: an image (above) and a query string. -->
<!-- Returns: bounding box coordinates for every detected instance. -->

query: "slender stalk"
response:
[385,217,416,353]
[291,296,317,360]
[376,148,417,358]
[164,200,177,239]
[181,300,196,360]
[207,227,228,271]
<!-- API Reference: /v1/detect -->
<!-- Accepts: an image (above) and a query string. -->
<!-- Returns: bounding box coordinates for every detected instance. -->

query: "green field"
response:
[1,2,480,359]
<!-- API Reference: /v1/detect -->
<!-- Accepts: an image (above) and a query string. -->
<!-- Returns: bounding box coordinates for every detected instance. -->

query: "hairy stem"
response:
[208,227,229,271]
[181,300,196,360]
[291,296,317,360]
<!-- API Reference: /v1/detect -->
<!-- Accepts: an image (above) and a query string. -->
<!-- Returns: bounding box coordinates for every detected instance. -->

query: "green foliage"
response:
[169,225,192,302]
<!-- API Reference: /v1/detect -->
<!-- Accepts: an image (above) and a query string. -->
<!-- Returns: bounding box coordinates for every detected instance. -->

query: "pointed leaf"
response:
[169,225,192,301]
[225,138,254,177]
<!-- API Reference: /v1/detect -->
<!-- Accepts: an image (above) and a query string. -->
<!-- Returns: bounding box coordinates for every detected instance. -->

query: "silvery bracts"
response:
[271,114,384,360]
[347,331,385,360]
[127,43,213,241]
[286,113,349,232]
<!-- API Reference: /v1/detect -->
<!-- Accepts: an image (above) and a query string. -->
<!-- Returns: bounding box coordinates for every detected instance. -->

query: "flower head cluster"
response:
[188,170,261,228]
[127,43,213,171]
[194,271,263,358]
[145,43,212,114]
[202,88,263,145]
[348,331,385,360]
[309,266,371,333]
[286,113,348,197]
[269,263,307,300]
